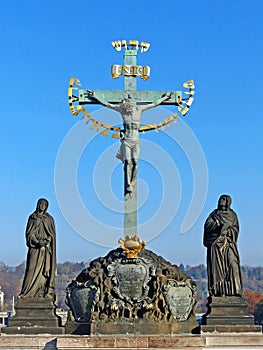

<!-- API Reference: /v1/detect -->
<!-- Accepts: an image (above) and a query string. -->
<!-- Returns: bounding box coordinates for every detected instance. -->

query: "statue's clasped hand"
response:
[38,239,47,247]
[39,237,51,247]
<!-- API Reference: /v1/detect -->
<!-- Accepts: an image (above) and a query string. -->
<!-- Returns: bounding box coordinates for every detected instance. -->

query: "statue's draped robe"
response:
[203,202,242,296]
[20,210,56,298]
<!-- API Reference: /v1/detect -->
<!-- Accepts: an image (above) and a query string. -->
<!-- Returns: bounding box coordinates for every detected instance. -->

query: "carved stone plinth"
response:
[201,296,262,333]
[2,297,64,334]
[65,318,199,335]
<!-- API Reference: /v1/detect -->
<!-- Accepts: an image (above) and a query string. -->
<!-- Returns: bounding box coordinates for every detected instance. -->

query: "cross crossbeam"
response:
[79,90,182,105]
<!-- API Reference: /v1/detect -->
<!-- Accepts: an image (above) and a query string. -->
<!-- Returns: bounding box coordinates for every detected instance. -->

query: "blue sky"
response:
[0,0,262,267]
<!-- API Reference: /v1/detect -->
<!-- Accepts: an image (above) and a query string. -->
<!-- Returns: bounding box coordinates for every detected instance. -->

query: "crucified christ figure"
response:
[88,91,172,194]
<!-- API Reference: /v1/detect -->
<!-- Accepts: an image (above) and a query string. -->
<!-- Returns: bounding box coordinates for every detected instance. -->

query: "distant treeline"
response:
[0,260,89,310]
[1,261,263,314]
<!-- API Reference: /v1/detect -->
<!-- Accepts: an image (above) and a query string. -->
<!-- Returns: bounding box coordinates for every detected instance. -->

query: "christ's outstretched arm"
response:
[140,92,172,112]
[87,90,119,110]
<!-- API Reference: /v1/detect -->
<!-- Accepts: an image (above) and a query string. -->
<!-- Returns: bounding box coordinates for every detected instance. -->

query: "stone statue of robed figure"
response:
[201,195,262,333]
[4,199,63,334]
[19,198,56,299]
[203,194,243,297]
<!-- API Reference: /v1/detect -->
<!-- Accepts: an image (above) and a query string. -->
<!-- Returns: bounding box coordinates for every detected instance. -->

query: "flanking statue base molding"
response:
[201,296,262,334]
[2,297,64,335]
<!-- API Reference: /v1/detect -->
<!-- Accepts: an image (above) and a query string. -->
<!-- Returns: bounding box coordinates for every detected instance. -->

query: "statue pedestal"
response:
[201,296,262,333]
[2,297,64,334]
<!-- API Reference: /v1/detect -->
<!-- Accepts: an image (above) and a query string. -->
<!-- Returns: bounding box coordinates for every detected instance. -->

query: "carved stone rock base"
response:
[65,248,198,335]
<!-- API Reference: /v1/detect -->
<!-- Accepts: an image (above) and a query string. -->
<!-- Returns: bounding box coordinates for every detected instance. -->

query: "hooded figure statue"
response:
[203,194,242,297]
[19,198,56,299]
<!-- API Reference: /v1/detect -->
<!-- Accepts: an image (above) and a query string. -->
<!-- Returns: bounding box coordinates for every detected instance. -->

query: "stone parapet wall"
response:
[0,334,263,350]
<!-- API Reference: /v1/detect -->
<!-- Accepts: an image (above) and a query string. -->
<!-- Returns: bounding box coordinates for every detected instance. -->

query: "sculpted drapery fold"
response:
[19,198,56,299]
[203,195,242,297]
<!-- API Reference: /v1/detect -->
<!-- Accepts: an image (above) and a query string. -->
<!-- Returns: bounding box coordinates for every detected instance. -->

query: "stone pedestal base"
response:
[2,297,64,334]
[65,316,199,335]
[201,296,262,333]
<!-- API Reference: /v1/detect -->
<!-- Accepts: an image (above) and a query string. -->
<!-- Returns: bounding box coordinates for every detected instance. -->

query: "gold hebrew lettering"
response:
[102,123,112,129]
[100,130,109,136]
[111,40,122,51]
[183,80,195,89]
[70,106,78,115]
[129,40,139,50]
[140,42,150,53]
[112,133,120,139]
[181,107,189,116]
[121,40,127,49]
[68,88,73,97]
